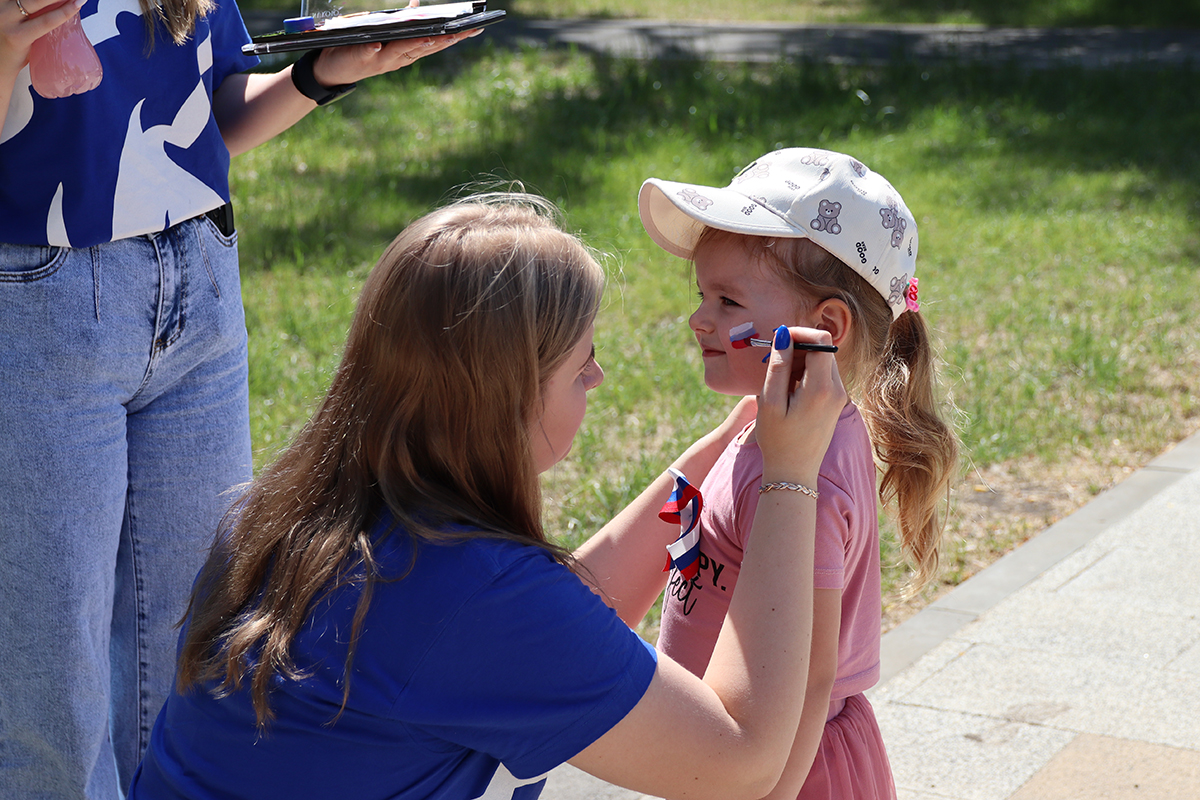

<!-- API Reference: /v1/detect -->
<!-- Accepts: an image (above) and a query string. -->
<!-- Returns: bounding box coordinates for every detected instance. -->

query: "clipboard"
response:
[243,1,505,56]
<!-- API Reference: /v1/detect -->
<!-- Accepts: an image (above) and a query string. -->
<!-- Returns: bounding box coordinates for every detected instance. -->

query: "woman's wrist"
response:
[290,49,356,105]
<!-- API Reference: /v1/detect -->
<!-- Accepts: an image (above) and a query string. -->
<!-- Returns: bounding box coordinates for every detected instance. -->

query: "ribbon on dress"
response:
[659,467,703,580]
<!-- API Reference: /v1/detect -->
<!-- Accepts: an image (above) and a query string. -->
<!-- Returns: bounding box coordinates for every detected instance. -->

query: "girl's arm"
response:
[0,0,81,130]
[759,588,842,800]
[572,396,756,627]
[568,328,847,800]
[213,32,475,157]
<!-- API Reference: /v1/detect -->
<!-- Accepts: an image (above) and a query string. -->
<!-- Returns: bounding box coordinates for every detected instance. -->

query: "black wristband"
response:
[290,49,356,106]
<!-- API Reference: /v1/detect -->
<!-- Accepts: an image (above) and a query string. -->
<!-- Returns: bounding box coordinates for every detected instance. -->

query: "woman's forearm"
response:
[573,398,754,626]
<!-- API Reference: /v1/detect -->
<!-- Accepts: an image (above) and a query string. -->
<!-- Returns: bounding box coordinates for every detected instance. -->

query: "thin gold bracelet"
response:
[758,481,819,499]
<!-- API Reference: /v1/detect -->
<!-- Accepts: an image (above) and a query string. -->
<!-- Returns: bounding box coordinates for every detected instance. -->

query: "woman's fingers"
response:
[0,0,81,77]
[322,29,473,82]
[756,325,845,477]
[759,324,797,412]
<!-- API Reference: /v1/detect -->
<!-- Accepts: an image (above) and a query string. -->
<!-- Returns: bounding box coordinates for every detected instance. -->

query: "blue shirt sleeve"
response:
[209,0,260,86]
[388,548,658,780]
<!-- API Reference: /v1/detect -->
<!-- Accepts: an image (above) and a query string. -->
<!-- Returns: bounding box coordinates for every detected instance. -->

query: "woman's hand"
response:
[0,0,81,80]
[755,325,846,485]
[311,28,480,87]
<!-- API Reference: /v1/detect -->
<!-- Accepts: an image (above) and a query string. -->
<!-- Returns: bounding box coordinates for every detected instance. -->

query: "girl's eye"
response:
[695,291,740,308]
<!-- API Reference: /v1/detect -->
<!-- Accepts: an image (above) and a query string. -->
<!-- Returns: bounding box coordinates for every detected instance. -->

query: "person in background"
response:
[0,0,477,795]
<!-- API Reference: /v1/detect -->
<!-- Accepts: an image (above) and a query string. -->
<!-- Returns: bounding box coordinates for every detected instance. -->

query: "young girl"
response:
[638,147,959,800]
[127,194,850,800]
[0,1,475,795]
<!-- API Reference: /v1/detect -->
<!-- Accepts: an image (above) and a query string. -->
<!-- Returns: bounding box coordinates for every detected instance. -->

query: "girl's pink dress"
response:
[657,403,896,800]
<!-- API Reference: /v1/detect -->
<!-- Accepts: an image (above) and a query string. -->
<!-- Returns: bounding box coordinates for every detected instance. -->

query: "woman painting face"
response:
[530,325,604,474]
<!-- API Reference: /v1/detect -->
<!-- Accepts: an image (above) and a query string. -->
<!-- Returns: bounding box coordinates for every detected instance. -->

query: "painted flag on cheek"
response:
[659,468,703,581]
[729,322,757,349]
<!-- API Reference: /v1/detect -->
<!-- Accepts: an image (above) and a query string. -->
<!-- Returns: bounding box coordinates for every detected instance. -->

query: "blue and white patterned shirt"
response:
[0,0,258,247]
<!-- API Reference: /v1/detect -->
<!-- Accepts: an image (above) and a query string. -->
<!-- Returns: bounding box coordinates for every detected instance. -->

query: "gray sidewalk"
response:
[543,428,1200,799]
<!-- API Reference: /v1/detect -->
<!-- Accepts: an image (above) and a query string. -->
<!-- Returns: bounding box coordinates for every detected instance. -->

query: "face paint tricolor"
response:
[729,322,757,349]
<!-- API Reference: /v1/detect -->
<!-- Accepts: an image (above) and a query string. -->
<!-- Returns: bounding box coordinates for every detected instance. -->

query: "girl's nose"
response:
[688,305,711,334]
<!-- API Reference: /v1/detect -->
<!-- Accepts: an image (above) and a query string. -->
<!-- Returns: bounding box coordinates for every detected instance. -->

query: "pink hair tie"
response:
[905,277,920,313]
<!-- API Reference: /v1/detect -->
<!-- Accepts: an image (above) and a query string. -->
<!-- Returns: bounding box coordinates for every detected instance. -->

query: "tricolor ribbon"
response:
[659,467,703,581]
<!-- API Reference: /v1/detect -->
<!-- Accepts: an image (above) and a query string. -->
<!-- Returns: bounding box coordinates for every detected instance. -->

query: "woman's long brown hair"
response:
[697,228,959,592]
[176,195,606,728]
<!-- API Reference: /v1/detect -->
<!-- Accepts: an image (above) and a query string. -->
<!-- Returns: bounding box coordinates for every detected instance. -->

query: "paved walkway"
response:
[241,14,1200,69]
[543,428,1200,799]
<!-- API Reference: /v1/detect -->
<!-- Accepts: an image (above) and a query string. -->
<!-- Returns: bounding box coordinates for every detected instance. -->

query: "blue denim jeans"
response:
[0,216,252,800]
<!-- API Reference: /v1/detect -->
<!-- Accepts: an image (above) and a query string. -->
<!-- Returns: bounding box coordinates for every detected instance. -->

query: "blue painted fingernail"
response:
[773,325,790,351]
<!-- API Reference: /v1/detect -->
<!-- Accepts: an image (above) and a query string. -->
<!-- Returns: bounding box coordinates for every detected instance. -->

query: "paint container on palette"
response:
[28,0,103,98]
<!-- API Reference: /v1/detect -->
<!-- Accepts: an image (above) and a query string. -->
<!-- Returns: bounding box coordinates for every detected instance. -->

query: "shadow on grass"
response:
[237,44,1200,275]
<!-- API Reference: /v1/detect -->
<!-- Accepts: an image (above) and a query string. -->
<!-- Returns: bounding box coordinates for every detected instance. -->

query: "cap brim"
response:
[638,178,806,260]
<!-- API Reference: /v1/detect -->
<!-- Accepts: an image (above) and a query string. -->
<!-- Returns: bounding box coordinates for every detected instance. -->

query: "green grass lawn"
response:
[233,41,1199,628]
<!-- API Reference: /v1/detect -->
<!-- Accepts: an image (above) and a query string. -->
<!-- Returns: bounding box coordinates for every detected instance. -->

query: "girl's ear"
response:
[813,298,853,347]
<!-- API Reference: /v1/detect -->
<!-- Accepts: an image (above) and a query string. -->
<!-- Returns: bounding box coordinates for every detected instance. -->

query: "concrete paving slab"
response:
[1007,733,1200,800]
[542,766,638,800]
[889,641,1200,750]
[874,703,1074,800]
[947,590,1200,663]
[1046,542,1200,618]
[871,638,973,703]
[1169,638,1200,674]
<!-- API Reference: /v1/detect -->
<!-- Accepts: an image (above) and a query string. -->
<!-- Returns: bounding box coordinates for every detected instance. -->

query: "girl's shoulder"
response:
[823,402,874,472]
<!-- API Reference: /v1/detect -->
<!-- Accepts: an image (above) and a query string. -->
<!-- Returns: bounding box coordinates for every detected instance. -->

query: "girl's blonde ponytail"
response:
[860,310,958,591]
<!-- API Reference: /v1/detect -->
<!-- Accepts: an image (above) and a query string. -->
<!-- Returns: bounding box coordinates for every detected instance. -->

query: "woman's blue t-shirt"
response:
[129,518,658,800]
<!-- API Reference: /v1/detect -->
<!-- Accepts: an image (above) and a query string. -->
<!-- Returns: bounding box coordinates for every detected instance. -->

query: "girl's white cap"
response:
[639,147,920,319]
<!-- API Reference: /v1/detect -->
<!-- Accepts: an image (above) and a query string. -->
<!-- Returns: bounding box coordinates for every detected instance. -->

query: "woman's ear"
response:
[813,298,853,347]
